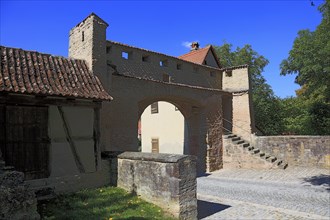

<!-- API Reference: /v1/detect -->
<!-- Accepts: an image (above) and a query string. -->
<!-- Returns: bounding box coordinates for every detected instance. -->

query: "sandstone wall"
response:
[253,136,330,169]
[223,137,273,169]
[117,152,197,220]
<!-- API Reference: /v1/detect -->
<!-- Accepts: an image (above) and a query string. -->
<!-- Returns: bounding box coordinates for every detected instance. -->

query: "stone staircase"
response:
[223,133,288,169]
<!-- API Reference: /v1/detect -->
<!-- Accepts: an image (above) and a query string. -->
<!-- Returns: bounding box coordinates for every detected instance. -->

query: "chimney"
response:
[191,42,199,51]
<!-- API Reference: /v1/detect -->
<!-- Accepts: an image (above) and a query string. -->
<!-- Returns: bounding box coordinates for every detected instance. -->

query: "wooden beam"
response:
[93,107,101,171]
[0,93,102,108]
[57,106,85,173]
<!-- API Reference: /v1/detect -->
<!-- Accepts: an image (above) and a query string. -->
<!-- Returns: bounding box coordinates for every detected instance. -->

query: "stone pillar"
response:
[205,95,223,172]
[117,152,197,220]
[185,106,207,175]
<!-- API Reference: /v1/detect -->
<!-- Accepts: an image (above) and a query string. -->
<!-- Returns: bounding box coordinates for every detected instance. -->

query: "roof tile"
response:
[179,45,221,68]
[0,46,112,101]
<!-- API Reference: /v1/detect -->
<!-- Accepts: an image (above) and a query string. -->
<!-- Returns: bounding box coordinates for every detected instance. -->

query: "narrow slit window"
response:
[176,63,182,70]
[160,59,168,67]
[151,138,159,153]
[106,46,111,54]
[210,71,216,77]
[82,31,85,42]
[151,102,159,114]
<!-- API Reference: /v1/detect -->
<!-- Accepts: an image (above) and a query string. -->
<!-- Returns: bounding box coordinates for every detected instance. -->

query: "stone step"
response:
[224,134,236,139]
[277,160,283,166]
[242,143,250,148]
[233,140,244,145]
[266,156,277,163]
[231,137,241,141]
[252,149,260,154]
[278,163,288,169]
[259,152,265,157]
[247,146,254,151]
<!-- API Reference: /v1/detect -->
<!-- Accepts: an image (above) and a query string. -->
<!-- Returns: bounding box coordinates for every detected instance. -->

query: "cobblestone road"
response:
[197,167,330,219]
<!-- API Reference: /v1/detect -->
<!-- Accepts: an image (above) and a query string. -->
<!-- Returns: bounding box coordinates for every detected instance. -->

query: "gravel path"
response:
[197,167,330,219]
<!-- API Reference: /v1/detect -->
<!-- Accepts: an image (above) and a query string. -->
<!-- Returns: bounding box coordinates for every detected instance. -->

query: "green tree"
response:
[280,0,330,135]
[213,43,284,135]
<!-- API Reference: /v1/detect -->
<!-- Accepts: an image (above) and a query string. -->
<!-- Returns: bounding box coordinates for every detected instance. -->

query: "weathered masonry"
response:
[0,46,112,191]
[69,13,255,173]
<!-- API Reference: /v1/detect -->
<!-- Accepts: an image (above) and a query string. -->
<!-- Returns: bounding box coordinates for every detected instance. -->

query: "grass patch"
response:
[38,186,177,220]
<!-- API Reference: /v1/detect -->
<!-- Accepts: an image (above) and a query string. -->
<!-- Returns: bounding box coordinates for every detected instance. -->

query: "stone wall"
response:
[0,171,40,220]
[223,137,274,169]
[117,152,197,220]
[253,136,330,169]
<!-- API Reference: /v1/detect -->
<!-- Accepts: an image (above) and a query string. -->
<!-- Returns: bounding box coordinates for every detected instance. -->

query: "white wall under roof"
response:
[141,101,184,154]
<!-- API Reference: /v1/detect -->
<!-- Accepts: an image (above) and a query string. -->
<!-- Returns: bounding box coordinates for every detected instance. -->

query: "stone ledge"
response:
[117,151,194,163]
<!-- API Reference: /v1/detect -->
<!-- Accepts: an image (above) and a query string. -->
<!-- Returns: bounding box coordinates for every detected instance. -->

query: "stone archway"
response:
[139,101,185,155]
[101,75,226,174]
[137,97,207,173]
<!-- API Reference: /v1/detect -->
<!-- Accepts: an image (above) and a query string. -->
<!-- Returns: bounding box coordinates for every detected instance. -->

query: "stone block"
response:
[117,152,197,219]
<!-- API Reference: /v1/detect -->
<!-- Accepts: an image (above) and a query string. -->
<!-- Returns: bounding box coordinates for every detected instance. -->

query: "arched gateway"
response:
[69,13,255,174]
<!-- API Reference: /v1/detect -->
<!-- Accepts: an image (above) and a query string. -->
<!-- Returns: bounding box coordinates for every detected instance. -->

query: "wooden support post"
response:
[93,107,101,171]
[58,106,85,173]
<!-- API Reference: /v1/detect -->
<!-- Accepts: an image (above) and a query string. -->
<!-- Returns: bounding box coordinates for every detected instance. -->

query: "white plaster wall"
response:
[48,106,96,177]
[141,102,184,154]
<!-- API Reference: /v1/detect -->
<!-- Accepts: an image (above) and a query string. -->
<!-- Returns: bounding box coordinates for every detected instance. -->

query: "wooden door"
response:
[1,105,50,180]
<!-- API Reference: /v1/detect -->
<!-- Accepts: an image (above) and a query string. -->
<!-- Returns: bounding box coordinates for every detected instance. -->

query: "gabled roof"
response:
[178,45,221,68]
[0,46,112,101]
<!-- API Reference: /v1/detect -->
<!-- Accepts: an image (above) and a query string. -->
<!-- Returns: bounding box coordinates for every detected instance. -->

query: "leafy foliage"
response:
[280,0,330,135]
[213,43,284,135]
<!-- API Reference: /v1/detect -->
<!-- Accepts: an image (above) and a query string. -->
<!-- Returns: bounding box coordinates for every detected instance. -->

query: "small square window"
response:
[210,71,216,77]
[225,70,232,77]
[176,63,182,70]
[142,55,150,62]
[160,59,168,67]
[122,51,130,60]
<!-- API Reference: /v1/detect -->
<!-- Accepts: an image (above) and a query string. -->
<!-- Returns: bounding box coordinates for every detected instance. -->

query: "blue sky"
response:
[0,0,323,98]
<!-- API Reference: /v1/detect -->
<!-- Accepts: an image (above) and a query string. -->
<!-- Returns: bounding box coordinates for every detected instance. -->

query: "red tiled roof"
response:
[179,45,221,68]
[0,46,112,101]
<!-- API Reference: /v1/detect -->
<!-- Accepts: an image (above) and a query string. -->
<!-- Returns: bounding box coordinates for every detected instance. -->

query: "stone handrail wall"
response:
[117,152,197,220]
[253,136,330,168]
